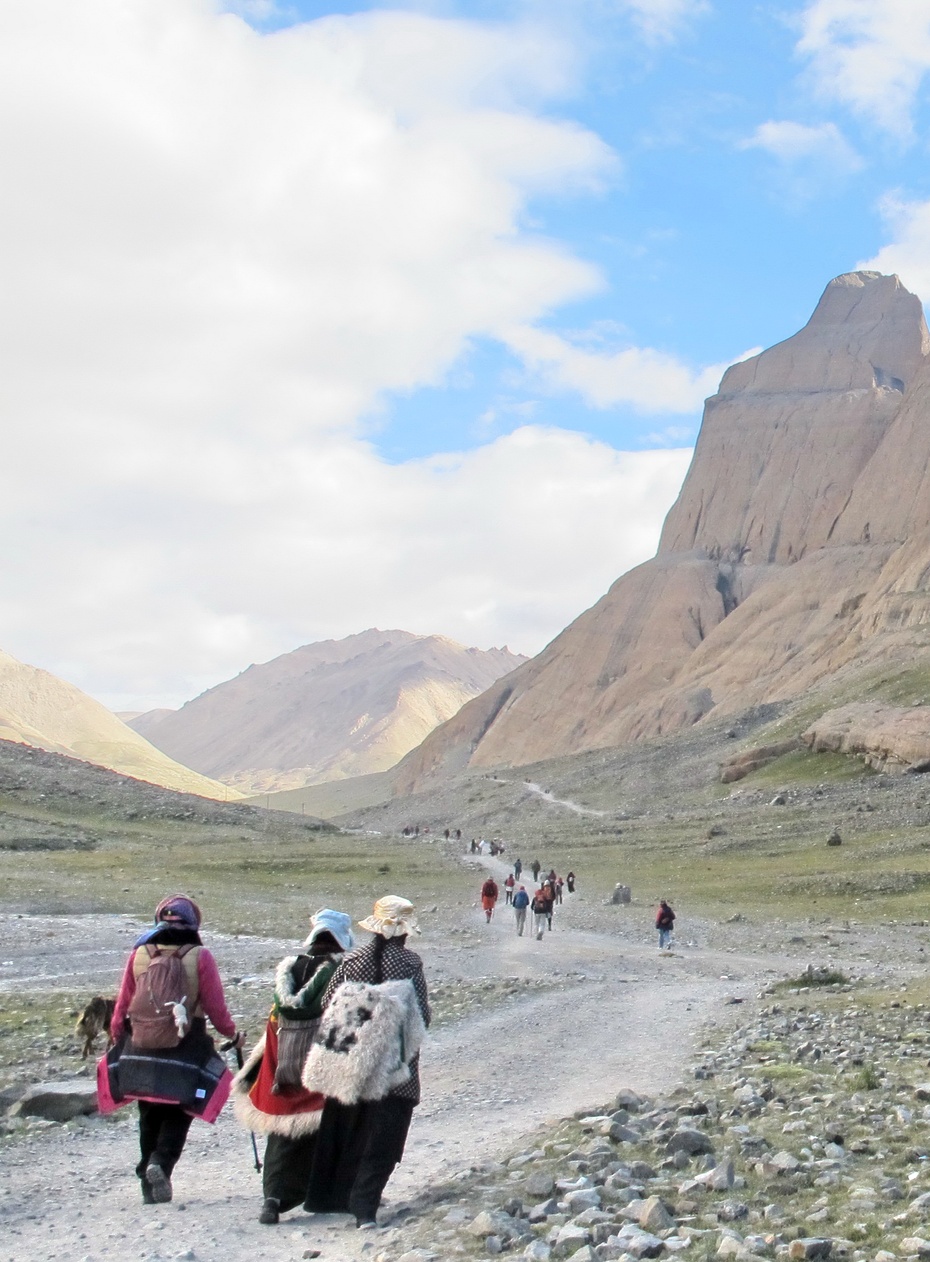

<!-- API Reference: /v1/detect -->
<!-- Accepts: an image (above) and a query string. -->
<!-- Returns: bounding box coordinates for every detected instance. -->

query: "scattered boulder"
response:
[827,829,842,847]
[10,1081,97,1123]
[665,1127,715,1157]
[609,885,632,905]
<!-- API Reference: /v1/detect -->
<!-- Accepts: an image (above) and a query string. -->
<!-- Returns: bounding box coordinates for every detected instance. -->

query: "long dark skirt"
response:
[303,1096,414,1222]
[263,1131,320,1212]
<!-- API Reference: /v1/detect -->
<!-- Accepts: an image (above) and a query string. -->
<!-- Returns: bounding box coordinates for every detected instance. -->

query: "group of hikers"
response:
[479,861,577,941]
[98,892,428,1230]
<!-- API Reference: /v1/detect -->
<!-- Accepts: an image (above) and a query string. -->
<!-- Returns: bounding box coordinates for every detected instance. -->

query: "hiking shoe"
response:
[356,1220,378,1230]
[259,1197,280,1225]
[144,1162,172,1204]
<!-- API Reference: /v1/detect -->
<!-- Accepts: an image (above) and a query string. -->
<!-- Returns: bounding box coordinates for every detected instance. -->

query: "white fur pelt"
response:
[230,1032,323,1138]
[302,979,426,1105]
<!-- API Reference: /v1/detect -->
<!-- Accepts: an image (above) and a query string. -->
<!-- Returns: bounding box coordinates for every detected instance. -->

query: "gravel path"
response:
[0,884,791,1262]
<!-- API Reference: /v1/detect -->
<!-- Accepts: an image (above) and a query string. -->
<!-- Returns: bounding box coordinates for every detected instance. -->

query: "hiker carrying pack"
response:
[303,896,430,1228]
[98,894,243,1205]
[127,943,198,1049]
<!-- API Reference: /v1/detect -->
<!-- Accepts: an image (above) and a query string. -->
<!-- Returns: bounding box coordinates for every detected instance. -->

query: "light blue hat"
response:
[305,907,354,952]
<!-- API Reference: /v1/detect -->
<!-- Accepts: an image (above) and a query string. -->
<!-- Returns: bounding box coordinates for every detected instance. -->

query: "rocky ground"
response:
[4,856,930,1262]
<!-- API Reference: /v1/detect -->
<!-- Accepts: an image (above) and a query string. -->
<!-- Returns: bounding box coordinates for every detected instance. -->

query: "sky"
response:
[4,0,930,711]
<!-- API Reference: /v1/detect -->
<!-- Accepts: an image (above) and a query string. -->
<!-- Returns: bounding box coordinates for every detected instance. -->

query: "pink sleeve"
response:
[110,952,139,1041]
[197,950,237,1038]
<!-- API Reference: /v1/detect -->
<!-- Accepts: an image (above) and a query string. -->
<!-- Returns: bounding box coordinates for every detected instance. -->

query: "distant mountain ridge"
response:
[128,629,526,793]
[0,648,238,799]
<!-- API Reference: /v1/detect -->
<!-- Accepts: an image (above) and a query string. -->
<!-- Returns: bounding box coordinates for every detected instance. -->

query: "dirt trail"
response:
[0,885,786,1262]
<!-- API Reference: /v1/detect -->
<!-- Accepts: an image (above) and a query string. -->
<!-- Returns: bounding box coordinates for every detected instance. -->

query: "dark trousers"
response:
[135,1101,193,1178]
[263,1131,319,1212]
[304,1096,414,1222]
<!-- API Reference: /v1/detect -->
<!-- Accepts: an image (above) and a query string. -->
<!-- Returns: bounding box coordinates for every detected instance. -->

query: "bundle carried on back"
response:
[302,978,426,1104]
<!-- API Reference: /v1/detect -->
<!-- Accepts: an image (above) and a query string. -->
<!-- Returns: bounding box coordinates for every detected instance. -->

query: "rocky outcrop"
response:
[130,630,526,793]
[395,272,930,791]
[0,649,238,799]
[802,703,930,772]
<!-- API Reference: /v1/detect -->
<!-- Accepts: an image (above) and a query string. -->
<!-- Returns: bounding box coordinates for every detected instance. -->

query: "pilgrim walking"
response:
[99,895,243,1204]
[303,896,430,1228]
[233,908,354,1224]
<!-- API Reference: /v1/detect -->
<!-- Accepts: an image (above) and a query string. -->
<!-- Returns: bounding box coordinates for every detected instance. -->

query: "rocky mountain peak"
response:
[659,271,930,566]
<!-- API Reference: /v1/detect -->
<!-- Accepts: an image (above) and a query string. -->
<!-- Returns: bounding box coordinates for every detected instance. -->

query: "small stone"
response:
[666,1129,715,1157]
[486,1236,503,1255]
[566,1188,601,1212]
[787,1240,832,1260]
[524,1243,551,1261]
[898,1238,930,1257]
[696,1159,735,1191]
[638,1196,675,1233]
[526,1172,557,1198]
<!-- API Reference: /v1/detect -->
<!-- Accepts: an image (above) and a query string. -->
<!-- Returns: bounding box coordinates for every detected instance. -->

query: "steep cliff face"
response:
[659,272,929,564]
[395,272,930,792]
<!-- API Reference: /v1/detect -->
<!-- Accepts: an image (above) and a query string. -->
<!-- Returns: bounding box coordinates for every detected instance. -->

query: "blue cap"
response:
[306,908,354,952]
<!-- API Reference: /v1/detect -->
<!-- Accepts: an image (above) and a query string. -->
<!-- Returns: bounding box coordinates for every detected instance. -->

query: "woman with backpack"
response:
[100,894,244,1204]
[303,895,430,1229]
[233,909,354,1225]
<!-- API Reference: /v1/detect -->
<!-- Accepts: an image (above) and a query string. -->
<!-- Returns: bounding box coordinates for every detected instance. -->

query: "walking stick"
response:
[223,1039,263,1173]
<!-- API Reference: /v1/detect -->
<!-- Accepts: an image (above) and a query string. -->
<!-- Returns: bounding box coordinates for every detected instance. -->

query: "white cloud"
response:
[740,119,862,172]
[503,326,748,412]
[798,0,930,134]
[7,428,692,710]
[857,194,930,302]
[0,0,705,708]
[620,0,709,44]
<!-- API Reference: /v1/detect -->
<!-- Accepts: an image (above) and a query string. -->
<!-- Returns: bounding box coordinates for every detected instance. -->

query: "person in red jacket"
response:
[656,899,676,950]
[103,894,244,1204]
[481,877,499,922]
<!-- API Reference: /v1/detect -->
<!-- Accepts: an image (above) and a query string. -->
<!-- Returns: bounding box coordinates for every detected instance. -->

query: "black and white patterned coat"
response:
[318,938,430,1103]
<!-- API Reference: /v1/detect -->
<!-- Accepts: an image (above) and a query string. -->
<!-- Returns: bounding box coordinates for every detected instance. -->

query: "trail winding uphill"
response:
[0,884,795,1262]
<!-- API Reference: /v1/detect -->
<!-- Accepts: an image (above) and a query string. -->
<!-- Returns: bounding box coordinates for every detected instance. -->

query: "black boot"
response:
[144,1161,172,1204]
[259,1197,281,1225]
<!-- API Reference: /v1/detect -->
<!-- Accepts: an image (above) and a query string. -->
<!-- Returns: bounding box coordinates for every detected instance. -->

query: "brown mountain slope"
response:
[395,271,930,793]
[0,649,239,799]
[129,629,526,793]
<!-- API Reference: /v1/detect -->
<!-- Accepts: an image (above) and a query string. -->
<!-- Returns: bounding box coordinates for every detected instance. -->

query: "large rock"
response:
[802,703,930,772]
[10,1081,98,1122]
[393,271,930,790]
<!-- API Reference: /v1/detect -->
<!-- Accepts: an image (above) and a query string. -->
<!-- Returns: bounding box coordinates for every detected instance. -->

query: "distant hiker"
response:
[470,838,477,853]
[566,871,576,894]
[531,885,552,940]
[443,828,450,840]
[504,873,515,905]
[100,894,243,1204]
[455,829,462,841]
[481,877,499,922]
[555,876,564,904]
[547,868,557,888]
[303,896,430,1228]
[513,885,530,936]
[514,858,523,882]
[656,900,676,951]
[531,859,541,883]
[232,909,353,1225]
[542,882,555,930]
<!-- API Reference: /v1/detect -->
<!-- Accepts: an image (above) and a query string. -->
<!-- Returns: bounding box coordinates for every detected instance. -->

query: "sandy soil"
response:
[0,870,805,1262]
